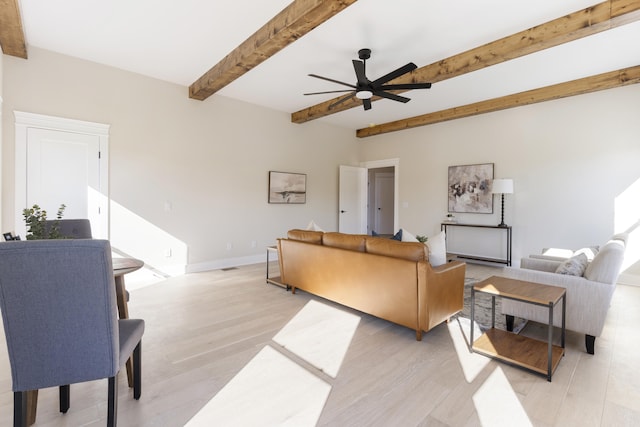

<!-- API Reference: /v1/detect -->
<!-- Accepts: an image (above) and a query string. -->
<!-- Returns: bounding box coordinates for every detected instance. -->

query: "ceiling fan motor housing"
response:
[358,48,371,60]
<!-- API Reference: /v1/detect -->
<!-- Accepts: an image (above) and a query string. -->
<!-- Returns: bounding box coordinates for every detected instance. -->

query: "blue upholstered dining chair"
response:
[0,239,145,427]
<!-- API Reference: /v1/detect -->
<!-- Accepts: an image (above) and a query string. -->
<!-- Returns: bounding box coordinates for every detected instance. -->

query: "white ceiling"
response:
[19,0,640,130]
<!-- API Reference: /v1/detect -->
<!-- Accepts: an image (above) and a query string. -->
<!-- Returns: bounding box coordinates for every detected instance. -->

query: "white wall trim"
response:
[618,273,640,287]
[14,111,111,237]
[14,111,110,136]
[186,254,266,274]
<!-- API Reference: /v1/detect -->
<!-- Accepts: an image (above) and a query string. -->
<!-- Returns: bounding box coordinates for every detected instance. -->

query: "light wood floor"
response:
[1,263,639,426]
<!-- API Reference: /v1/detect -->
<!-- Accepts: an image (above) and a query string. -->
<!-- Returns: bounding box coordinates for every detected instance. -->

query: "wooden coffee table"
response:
[470,275,566,381]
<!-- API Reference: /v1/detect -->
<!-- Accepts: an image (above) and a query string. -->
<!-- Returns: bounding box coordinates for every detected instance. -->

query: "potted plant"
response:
[22,204,66,239]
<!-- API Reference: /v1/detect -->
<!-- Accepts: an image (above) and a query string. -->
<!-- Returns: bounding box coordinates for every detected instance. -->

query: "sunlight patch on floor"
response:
[273,300,361,378]
[186,300,360,425]
[448,317,491,383]
[185,346,331,426]
[473,367,533,427]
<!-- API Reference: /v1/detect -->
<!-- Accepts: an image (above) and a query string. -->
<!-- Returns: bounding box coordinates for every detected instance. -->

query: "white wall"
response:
[0,51,3,230]
[358,85,640,282]
[3,47,639,283]
[1,48,359,273]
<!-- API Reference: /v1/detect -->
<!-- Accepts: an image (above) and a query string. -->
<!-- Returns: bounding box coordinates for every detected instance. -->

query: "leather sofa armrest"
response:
[421,260,466,331]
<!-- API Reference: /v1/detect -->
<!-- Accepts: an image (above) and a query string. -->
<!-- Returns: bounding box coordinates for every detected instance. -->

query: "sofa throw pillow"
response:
[573,246,599,261]
[426,231,447,267]
[555,252,589,276]
[306,220,325,232]
[584,238,625,283]
[400,229,419,242]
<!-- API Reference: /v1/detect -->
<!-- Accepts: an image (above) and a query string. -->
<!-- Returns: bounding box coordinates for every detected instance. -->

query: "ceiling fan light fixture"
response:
[305,49,431,111]
[356,90,373,100]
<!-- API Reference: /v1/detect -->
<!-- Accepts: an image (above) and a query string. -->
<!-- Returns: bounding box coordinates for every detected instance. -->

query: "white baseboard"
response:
[618,272,640,287]
[186,253,271,274]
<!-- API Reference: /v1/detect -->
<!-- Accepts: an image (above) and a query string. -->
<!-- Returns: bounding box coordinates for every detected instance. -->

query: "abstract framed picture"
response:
[268,171,307,204]
[448,163,494,213]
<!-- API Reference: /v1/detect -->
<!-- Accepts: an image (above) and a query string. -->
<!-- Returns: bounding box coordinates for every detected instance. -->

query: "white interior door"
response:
[339,165,367,234]
[374,172,394,234]
[14,112,109,238]
[27,128,99,219]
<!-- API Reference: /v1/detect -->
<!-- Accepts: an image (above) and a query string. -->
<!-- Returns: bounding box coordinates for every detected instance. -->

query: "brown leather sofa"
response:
[277,229,466,340]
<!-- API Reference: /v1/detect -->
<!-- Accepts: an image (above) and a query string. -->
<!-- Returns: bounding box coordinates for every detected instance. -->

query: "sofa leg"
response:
[416,330,422,341]
[585,335,595,354]
[505,315,514,332]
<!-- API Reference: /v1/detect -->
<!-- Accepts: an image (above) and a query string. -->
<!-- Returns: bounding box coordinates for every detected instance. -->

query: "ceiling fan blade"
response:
[308,74,356,89]
[370,62,418,87]
[363,98,372,110]
[304,89,356,96]
[352,60,369,85]
[379,82,432,90]
[328,92,356,109]
[373,90,411,103]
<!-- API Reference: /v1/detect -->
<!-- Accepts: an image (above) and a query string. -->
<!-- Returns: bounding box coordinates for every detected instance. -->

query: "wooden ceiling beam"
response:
[189,0,357,101]
[356,65,640,138]
[291,0,640,124]
[0,0,27,58]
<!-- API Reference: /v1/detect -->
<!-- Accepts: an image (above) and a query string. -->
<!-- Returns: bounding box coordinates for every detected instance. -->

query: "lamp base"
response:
[498,194,508,227]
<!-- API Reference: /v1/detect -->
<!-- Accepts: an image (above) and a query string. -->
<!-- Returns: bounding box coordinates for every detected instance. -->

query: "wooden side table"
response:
[470,275,566,381]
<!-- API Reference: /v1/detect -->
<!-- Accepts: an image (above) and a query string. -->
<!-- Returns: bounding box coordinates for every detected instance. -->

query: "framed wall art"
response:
[268,171,307,204]
[448,163,494,213]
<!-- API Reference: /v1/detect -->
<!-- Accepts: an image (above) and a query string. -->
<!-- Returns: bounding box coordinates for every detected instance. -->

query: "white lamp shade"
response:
[492,179,514,194]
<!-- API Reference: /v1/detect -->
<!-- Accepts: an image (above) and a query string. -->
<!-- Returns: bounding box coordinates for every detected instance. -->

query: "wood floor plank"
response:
[0,263,638,426]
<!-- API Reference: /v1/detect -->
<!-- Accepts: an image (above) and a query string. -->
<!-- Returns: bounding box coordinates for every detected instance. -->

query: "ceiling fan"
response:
[304,48,432,111]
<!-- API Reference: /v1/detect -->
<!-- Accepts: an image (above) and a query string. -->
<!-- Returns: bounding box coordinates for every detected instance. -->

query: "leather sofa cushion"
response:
[287,229,323,244]
[365,237,429,262]
[322,232,367,252]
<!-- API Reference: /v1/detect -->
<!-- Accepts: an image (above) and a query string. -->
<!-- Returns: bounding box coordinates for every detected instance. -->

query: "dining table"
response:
[25,257,144,426]
[112,257,145,387]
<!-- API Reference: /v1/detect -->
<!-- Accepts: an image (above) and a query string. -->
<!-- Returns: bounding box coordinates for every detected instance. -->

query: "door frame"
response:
[14,111,110,237]
[361,158,399,233]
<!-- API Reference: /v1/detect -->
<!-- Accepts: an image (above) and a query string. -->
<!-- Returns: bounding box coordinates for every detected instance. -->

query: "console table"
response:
[440,222,512,266]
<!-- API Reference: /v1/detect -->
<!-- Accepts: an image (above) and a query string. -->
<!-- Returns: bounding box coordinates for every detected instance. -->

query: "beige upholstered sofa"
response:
[277,229,466,340]
[500,233,628,354]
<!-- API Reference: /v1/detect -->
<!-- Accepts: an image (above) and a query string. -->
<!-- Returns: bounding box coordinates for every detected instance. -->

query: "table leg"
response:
[470,287,475,347]
[26,389,38,426]
[266,248,270,284]
[491,296,496,328]
[114,275,134,388]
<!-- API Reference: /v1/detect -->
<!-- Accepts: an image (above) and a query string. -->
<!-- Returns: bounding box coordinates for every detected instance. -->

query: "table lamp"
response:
[492,179,514,227]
